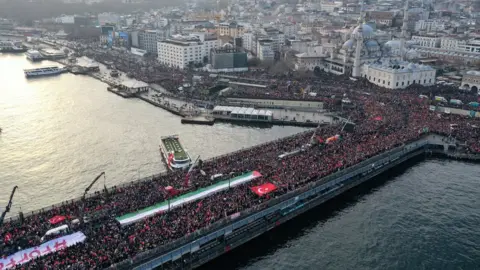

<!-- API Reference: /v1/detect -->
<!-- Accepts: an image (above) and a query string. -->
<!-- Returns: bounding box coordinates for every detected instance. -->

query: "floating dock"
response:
[181,116,215,126]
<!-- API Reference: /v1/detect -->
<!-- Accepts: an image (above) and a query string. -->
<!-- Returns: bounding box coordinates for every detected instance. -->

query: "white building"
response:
[320,1,343,12]
[461,70,480,92]
[411,35,441,48]
[414,20,446,32]
[277,23,297,38]
[361,61,436,89]
[98,13,121,26]
[257,39,274,62]
[242,32,256,53]
[260,27,285,52]
[157,34,219,69]
[294,53,325,71]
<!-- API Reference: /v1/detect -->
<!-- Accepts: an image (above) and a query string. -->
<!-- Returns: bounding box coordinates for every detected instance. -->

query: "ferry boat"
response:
[159,135,192,170]
[25,50,45,62]
[110,70,119,77]
[24,66,67,78]
[0,41,27,53]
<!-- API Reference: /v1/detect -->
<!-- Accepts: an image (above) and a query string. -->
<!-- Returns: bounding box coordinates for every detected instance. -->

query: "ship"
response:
[110,70,119,77]
[24,66,67,78]
[25,50,45,62]
[159,135,192,170]
[0,41,27,53]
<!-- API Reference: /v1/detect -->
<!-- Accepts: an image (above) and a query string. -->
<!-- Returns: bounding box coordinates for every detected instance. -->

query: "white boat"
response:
[24,66,67,78]
[25,50,44,62]
[159,135,192,170]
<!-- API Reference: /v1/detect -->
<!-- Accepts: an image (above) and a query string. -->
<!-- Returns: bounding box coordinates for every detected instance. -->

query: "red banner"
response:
[250,183,277,196]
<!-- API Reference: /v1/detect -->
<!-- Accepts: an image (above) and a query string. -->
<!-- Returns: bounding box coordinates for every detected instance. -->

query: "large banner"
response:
[0,232,86,269]
[251,183,277,196]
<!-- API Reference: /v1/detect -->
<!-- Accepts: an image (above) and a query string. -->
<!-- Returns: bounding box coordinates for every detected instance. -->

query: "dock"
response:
[181,116,215,126]
[107,86,135,98]
[136,95,187,117]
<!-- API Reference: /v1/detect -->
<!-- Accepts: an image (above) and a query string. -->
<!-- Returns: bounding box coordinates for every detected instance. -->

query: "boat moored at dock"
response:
[24,66,67,78]
[159,135,192,170]
[0,41,27,53]
[25,50,45,62]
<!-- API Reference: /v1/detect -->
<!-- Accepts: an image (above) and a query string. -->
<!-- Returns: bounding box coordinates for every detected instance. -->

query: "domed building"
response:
[321,22,401,76]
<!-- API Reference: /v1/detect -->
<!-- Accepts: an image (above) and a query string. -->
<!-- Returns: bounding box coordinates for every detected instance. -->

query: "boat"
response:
[159,135,192,170]
[24,66,67,78]
[0,41,27,53]
[25,50,45,62]
[110,70,119,77]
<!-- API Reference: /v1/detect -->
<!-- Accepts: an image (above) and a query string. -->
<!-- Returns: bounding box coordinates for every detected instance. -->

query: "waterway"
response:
[201,158,480,270]
[0,54,306,215]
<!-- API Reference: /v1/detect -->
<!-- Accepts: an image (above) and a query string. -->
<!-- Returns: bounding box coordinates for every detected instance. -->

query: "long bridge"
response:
[110,135,463,270]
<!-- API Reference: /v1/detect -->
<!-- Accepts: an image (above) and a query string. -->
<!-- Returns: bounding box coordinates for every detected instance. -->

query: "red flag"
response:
[4,232,12,243]
[250,183,277,196]
[167,152,174,167]
[49,215,66,225]
[373,116,383,121]
[316,136,324,143]
[165,186,180,197]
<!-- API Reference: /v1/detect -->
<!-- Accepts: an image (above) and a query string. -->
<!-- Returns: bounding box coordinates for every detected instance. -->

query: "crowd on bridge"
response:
[2,54,480,269]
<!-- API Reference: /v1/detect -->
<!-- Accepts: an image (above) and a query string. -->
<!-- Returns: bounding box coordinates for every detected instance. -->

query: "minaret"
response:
[400,0,409,60]
[352,1,365,78]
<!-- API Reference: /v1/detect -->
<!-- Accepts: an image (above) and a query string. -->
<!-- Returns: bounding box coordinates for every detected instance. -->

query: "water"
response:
[0,54,306,215]
[201,158,480,270]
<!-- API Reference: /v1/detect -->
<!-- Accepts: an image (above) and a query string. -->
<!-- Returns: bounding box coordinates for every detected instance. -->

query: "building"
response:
[368,11,395,27]
[461,71,480,92]
[98,13,120,26]
[157,34,219,69]
[210,46,248,72]
[260,27,285,52]
[242,32,257,54]
[320,1,343,13]
[216,21,245,37]
[294,53,326,71]
[414,20,446,32]
[411,35,441,48]
[139,30,158,54]
[257,39,275,62]
[361,61,436,89]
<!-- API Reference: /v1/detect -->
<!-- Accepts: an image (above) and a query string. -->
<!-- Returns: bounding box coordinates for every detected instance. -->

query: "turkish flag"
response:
[373,116,383,121]
[49,215,66,225]
[250,183,277,197]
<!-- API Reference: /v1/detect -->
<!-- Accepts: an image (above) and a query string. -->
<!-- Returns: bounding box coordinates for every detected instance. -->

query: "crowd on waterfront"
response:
[2,55,480,269]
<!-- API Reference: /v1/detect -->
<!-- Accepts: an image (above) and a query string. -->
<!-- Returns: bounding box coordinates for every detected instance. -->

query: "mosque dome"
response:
[365,40,379,49]
[384,40,401,48]
[466,70,480,76]
[352,24,374,38]
[405,49,419,60]
[342,39,354,49]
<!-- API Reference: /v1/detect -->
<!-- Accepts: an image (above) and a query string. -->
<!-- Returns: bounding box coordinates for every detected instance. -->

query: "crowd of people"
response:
[2,60,480,269]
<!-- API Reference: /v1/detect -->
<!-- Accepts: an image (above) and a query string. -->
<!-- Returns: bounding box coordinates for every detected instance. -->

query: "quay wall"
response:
[118,139,432,270]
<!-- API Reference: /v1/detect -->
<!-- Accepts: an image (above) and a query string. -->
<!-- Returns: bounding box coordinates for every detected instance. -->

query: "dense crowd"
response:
[2,62,480,269]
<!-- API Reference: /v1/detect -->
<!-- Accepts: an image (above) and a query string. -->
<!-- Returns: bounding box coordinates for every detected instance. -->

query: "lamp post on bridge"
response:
[79,172,105,226]
[0,186,18,226]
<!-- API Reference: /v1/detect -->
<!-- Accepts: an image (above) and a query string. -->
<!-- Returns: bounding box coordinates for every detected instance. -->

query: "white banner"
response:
[0,232,86,269]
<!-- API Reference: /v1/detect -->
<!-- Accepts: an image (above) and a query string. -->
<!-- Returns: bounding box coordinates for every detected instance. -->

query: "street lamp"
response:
[79,172,105,226]
[0,186,18,226]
